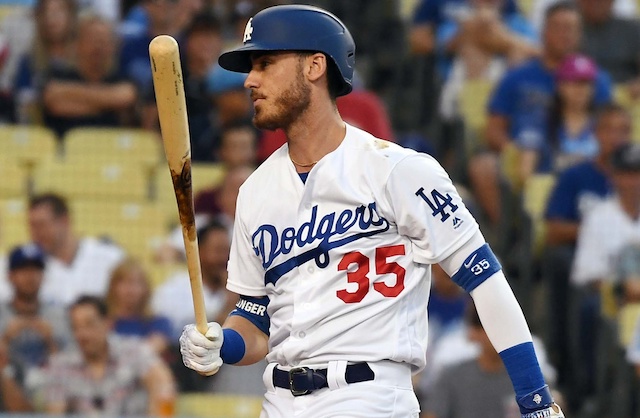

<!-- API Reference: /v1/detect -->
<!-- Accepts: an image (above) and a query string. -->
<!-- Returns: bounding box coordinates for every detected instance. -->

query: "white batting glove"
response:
[522,403,565,418]
[179,322,223,376]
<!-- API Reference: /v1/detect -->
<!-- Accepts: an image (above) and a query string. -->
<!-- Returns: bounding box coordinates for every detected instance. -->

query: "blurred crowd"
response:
[0,0,639,417]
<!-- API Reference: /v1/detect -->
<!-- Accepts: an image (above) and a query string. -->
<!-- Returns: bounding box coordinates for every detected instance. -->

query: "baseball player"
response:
[179,5,565,418]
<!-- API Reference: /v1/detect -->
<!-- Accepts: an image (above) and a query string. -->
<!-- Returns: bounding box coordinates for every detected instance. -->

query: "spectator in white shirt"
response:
[570,142,640,403]
[27,194,125,307]
[152,220,237,338]
[0,254,8,302]
[572,143,640,286]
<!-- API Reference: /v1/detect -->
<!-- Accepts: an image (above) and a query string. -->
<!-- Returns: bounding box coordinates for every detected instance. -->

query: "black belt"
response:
[273,362,375,396]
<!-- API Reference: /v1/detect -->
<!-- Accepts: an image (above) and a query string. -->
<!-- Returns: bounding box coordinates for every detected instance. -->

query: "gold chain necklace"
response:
[289,154,319,168]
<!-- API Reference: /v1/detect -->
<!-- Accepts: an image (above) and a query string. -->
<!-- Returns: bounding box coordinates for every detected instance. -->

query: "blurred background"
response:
[0,0,639,417]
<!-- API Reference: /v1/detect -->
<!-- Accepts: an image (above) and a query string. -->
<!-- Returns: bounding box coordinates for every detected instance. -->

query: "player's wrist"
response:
[517,385,554,415]
[220,328,246,365]
[520,403,564,418]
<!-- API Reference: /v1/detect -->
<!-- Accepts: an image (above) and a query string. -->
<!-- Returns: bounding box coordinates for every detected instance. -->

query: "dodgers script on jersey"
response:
[227,124,479,372]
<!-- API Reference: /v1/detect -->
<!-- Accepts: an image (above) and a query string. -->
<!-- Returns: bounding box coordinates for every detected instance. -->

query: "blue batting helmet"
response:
[218,5,356,96]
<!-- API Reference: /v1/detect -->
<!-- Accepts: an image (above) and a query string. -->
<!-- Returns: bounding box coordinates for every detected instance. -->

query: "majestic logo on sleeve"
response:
[252,202,389,286]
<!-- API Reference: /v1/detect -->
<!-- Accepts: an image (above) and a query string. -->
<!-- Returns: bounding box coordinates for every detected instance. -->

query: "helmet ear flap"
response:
[326,58,349,99]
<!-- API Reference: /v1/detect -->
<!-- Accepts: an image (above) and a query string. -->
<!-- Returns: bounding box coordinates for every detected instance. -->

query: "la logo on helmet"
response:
[243,18,253,43]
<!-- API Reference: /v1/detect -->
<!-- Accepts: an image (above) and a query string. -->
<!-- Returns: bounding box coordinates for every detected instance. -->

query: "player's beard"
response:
[252,63,311,131]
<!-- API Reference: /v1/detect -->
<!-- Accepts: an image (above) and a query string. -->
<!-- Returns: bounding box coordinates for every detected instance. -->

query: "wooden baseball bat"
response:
[149,35,208,335]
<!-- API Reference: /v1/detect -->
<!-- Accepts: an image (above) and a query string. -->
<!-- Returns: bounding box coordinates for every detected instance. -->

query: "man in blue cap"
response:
[0,244,70,370]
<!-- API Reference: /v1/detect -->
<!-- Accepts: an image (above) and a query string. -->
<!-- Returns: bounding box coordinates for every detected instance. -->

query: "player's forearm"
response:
[223,315,269,365]
[471,273,532,351]
[46,402,66,415]
[517,149,537,189]
[471,273,558,414]
[442,235,554,414]
[45,81,136,111]
[0,374,32,412]
[82,83,136,110]
[43,84,102,117]
[144,362,176,417]
[485,115,512,152]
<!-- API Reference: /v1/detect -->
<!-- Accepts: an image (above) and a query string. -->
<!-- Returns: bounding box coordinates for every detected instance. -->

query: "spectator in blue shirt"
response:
[542,102,631,407]
[518,54,600,180]
[468,0,612,226]
[545,103,631,245]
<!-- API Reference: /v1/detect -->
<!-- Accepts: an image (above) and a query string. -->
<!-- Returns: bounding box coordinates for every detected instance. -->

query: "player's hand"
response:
[179,322,223,376]
[521,403,565,418]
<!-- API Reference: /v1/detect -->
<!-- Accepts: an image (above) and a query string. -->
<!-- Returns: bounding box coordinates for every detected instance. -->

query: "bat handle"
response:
[193,299,209,336]
[182,231,209,336]
[190,274,209,336]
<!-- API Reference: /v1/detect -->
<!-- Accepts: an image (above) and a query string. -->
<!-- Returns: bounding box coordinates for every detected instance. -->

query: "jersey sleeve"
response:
[386,154,479,265]
[226,191,267,296]
[412,0,438,25]
[544,169,578,221]
[487,69,517,116]
[594,69,613,106]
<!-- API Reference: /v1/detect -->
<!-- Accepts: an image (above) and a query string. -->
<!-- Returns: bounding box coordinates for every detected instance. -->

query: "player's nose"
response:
[244,69,259,90]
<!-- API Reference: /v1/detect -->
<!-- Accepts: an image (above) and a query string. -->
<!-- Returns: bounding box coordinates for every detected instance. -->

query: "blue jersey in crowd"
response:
[413,0,518,26]
[113,316,173,341]
[544,160,612,223]
[488,58,612,149]
[436,13,537,77]
[524,119,599,173]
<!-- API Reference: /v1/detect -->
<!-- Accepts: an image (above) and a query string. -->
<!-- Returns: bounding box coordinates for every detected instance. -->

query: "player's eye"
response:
[259,59,271,69]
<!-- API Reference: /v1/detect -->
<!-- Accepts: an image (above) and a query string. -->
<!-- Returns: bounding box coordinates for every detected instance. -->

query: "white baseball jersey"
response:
[227,124,479,372]
[572,196,640,285]
[40,237,125,307]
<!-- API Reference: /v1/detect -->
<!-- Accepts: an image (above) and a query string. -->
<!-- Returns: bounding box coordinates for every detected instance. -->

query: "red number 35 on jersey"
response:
[336,244,406,303]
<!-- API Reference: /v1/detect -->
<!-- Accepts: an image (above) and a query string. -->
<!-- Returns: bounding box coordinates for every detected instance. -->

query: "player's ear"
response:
[305,52,327,83]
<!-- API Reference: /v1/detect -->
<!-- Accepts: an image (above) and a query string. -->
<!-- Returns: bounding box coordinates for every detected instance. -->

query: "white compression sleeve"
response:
[470,272,533,352]
[438,230,533,352]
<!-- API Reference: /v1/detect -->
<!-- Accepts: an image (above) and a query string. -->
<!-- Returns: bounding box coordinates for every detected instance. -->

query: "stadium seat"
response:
[192,163,226,194]
[619,303,640,349]
[69,200,168,262]
[499,142,523,191]
[176,393,263,418]
[144,260,186,289]
[33,161,148,202]
[613,84,640,141]
[63,127,163,169]
[522,174,556,256]
[458,80,494,153]
[519,0,534,16]
[0,125,58,167]
[0,158,28,198]
[0,4,27,24]
[0,199,29,253]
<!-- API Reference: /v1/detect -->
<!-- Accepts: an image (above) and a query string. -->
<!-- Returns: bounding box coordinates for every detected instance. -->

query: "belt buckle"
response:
[288,367,313,396]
